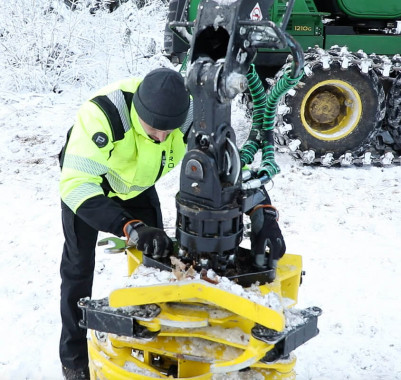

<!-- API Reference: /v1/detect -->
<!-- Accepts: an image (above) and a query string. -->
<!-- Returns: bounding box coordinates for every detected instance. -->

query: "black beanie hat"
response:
[133,68,190,131]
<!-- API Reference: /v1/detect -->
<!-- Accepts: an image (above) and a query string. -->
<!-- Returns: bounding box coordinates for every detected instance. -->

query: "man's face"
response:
[138,117,173,143]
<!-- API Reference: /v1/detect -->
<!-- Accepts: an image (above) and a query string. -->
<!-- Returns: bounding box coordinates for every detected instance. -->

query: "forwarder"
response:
[165,0,401,166]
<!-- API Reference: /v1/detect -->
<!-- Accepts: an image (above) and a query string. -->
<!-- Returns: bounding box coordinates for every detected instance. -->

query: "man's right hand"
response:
[124,220,173,259]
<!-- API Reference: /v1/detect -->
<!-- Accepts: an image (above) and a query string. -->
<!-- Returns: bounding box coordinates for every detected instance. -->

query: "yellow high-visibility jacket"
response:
[60,77,191,235]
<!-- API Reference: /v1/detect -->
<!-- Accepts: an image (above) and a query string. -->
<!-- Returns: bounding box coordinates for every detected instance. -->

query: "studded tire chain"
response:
[274,46,401,167]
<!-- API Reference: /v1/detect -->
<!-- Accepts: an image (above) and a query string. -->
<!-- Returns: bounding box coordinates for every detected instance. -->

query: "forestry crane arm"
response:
[175,0,303,279]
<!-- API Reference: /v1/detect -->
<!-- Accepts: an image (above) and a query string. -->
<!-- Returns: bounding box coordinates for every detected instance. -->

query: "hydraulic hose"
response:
[285,32,304,79]
[240,34,305,177]
[240,64,266,166]
[280,0,296,31]
[258,68,303,176]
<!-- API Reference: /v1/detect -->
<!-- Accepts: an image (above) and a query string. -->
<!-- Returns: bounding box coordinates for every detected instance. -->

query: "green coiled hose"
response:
[240,64,266,166]
[240,65,303,178]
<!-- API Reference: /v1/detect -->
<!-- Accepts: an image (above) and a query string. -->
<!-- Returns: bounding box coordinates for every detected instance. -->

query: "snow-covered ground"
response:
[1,1,401,379]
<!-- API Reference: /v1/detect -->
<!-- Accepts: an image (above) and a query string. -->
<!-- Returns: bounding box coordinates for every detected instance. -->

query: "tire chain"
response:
[274,46,401,167]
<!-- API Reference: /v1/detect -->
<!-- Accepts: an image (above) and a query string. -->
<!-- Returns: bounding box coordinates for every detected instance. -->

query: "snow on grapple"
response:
[80,246,321,379]
[78,1,321,378]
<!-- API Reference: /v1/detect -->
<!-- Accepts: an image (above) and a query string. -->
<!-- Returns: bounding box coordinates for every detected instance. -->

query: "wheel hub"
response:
[308,91,341,124]
[300,80,362,141]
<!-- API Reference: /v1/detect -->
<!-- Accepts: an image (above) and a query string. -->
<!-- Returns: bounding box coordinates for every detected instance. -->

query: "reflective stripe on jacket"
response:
[60,77,188,213]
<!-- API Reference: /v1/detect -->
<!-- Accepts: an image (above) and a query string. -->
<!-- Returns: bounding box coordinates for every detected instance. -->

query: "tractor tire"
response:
[280,56,386,159]
[386,73,401,152]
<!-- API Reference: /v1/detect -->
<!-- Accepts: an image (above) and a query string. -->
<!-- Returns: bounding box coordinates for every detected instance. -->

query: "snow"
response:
[1,1,401,379]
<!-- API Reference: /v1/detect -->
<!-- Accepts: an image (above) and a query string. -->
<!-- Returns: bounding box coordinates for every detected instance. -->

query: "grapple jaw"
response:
[79,247,321,379]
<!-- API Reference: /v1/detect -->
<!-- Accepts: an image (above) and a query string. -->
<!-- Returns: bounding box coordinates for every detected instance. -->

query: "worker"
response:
[58,67,286,380]
[58,68,191,379]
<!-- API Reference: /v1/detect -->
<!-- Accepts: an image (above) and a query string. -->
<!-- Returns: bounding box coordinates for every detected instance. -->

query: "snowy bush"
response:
[0,0,170,93]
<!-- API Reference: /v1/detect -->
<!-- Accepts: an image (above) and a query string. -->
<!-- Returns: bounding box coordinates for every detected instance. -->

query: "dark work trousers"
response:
[59,186,163,370]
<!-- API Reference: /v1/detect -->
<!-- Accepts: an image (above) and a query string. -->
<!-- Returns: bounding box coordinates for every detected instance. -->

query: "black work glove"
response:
[250,205,286,269]
[124,220,173,259]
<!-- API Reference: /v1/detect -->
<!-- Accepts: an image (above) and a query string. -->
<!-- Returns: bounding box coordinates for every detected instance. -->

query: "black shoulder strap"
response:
[90,95,126,142]
[90,89,134,142]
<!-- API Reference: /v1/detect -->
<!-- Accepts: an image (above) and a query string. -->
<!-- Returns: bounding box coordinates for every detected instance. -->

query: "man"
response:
[58,67,286,379]
[59,68,191,379]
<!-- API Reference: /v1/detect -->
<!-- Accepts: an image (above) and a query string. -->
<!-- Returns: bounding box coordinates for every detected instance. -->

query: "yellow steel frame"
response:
[88,248,303,379]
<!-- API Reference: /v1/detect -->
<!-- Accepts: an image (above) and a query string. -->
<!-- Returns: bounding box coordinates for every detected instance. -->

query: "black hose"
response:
[280,0,296,31]
[285,32,304,78]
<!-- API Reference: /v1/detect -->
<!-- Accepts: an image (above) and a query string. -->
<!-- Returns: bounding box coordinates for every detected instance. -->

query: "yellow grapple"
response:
[79,247,321,379]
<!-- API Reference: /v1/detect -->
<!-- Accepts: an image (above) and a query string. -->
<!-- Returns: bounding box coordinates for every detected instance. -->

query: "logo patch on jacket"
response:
[92,132,108,148]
